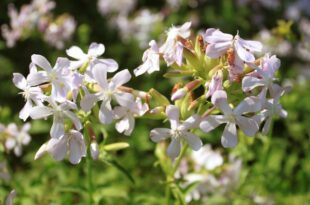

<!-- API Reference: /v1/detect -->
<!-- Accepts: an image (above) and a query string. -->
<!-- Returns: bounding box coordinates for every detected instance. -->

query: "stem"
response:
[172,143,188,175]
[86,151,94,205]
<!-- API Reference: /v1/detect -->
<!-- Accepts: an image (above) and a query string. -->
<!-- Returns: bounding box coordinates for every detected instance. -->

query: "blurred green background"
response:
[0,0,309,204]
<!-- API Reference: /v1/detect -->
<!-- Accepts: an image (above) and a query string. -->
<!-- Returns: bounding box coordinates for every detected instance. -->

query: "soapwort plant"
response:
[12,21,288,204]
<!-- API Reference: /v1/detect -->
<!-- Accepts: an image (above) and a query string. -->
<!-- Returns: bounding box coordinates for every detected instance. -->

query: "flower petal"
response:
[80,94,98,112]
[236,116,259,136]
[242,76,265,92]
[46,136,67,161]
[50,115,64,138]
[64,111,82,130]
[109,69,131,90]
[150,128,171,142]
[200,115,226,133]
[88,43,105,57]
[12,73,27,90]
[97,59,118,72]
[113,92,134,107]
[30,106,53,119]
[211,90,233,115]
[221,123,238,148]
[166,105,180,130]
[98,101,113,124]
[66,46,85,60]
[234,96,261,115]
[167,138,181,159]
[235,40,255,62]
[92,64,108,89]
[31,54,52,71]
[183,132,202,151]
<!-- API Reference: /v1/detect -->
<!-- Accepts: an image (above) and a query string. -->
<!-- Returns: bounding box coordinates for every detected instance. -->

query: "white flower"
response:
[204,28,262,80]
[66,42,118,81]
[35,130,86,164]
[113,97,148,135]
[206,71,223,98]
[150,105,202,159]
[5,123,31,156]
[200,90,260,148]
[80,64,134,124]
[30,97,82,138]
[13,66,43,121]
[134,40,160,76]
[27,54,73,101]
[205,28,262,62]
[160,21,191,66]
[242,54,281,99]
[191,145,223,170]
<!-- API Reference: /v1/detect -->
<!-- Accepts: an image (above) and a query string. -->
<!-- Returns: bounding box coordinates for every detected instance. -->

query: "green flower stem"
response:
[171,143,188,175]
[86,148,94,205]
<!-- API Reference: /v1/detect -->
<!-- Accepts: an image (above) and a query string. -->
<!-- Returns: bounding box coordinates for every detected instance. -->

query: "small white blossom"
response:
[134,40,160,76]
[80,64,134,124]
[66,42,118,81]
[191,145,224,171]
[160,22,191,66]
[13,66,43,121]
[35,130,86,164]
[90,141,99,160]
[150,105,202,159]
[113,97,148,135]
[30,97,81,138]
[28,54,73,101]
[200,90,260,148]
[4,123,31,156]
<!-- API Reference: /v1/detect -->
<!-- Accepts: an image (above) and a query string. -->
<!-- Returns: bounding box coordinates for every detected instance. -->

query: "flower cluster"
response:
[134,22,288,158]
[0,123,31,157]
[14,22,288,165]
[1,0,76,49]
[14,43,149,164]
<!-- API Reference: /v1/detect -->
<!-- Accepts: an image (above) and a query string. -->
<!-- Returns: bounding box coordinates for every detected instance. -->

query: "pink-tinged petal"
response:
[234,96,261,115]
[98,101,113,124]
[80,94,98,112]
[30,106,53,119]
[150,128,171,142]
[175,42,183,66]
[97,59,118,72]
[235,40,255,62]
[115,116,130,134]
[236,116,259,136]
[211,90,233,115]
[55,57,70,70]
[47,136,67,161]
[69,136,85,164]
[31,54,52,71]
[34,143,47,160]
[113,106,127,119]
[66,46,85,60]
[200,115,227,133]
[262,117,272,135]
[206,43,228,58]
[113,92,134,107]
[92,64,108,89]
[180,115,201,130]
[27,71,49,86]
[166,105,180,130]
[237,38,263,52]
[183,132,202,151]
[242,76,265,92]
[109,69,131,90]
[221,123,238,148]
[124,115,135,136]
[64,111,82,130]
[88,43,105,57]
[19,100,32,121]
[12,73,27,90]
[167,137,181,159]
[50,115,64,138]
[204,29,233,43]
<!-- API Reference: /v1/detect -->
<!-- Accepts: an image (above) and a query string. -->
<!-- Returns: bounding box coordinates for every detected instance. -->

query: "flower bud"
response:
[90,141,99,160]
[171,88,186,101]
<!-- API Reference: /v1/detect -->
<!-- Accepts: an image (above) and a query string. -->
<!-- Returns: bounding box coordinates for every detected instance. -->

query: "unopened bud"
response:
[171,88,186,101]
[90,141,99,160]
